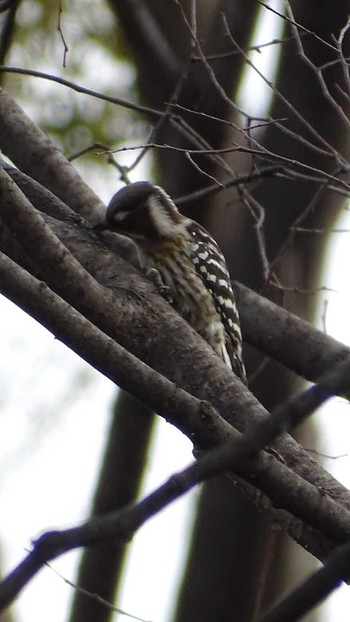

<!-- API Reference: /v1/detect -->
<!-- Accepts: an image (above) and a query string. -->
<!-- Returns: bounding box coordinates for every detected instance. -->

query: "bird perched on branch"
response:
[97,181,246,382]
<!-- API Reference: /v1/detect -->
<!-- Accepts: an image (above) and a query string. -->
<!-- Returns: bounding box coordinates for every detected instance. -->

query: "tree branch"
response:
[3,160,350,394]
[261,540,350,622]
[235,282,350,383]
[0,88,105,220]
[3,167,350,565]
[2,341,350,614]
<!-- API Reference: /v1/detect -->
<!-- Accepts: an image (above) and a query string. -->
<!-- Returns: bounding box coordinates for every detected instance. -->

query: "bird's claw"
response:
[146,268,173,303]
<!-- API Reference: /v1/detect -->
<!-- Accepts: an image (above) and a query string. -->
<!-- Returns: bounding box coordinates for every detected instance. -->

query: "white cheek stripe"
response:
[148,197,181,237]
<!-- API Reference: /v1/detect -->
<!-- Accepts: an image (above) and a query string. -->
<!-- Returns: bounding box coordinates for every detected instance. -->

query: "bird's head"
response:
[100,181,185,240]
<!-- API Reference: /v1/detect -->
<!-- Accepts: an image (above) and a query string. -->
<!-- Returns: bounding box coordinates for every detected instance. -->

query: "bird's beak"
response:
[93,221,108,231]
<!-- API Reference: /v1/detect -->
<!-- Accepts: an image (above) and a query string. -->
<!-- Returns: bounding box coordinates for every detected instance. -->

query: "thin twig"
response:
[57,0,69,68]
[258,0,338,53]
[222,13,346,164]
[175,165,283,205]
[0,66,163,119]
[286,1,350,129]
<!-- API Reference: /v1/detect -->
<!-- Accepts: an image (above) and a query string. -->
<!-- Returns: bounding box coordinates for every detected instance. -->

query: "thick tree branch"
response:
[3,168,350,564]
[2,164,350,527]
[2,347,350,614]
[261,540,350,622]
[0,88,105,220]
[1,249,345,559]
[4,160,350,394]
[1,5,350,620]
[235,282,350,382]
[3,163,350,397]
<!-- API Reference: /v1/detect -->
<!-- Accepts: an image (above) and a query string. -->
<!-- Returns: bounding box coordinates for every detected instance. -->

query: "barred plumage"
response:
[100,181,246,382]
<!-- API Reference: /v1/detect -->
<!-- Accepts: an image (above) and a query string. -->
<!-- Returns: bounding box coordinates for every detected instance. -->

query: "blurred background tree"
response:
[1,1,350,621]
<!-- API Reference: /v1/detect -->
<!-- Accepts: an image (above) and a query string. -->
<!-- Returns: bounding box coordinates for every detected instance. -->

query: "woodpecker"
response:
[99,181,246,382]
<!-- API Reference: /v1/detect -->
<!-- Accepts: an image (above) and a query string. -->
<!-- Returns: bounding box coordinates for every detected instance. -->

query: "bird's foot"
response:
[146,268,173,303]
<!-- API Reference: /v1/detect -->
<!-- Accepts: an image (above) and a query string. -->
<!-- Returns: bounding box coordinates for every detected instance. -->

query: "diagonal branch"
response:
[5,160,348,392]
[2,163,350,524]
[1,249,344,559]
[2,335,350,614]
[0,87,105,220]
[3,166,350,562]
[260,540,350,622]
[235,282,350,382]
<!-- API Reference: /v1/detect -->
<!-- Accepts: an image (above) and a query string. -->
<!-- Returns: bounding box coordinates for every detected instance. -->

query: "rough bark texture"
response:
[1,1,350,621]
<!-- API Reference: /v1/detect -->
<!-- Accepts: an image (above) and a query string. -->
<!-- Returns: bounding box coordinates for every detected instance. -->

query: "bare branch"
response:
[56,0,69,68]
[336,16,350,94]
[0,68,162,119]
[2,332,350,614]
[4,164,350,566]
[235,282,350,383]
[265,172,336,280]
[0,250,228,446]
[1,252,344,569]
[261,541,350,622]
[285,2,350,129]
[222,14,346,164]
[0,88,105,220]
[175,165,283,205]
[108,142,350,192]
[258,0,339,53]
